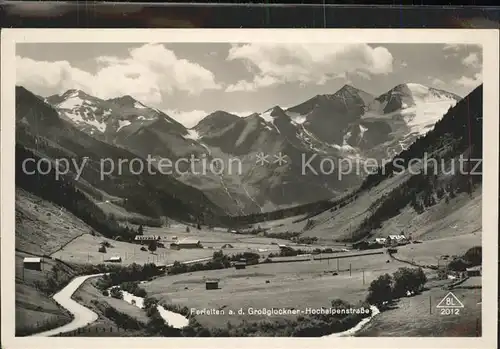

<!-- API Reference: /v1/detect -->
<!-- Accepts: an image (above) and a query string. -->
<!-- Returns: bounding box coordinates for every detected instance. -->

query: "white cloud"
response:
[226,75,280,92]
[16,44,222,106]
[443,43,482,59]
[225,43,393,92]
[443,43,482,51]
[429,77,446,87]
[443,44,463,52]
[353,70,371,80]
[166,109,250,127]
[462,52,481,68]
[454,72,482,88]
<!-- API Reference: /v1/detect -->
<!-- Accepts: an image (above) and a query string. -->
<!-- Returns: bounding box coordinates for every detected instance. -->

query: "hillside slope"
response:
[16,86,226,226]
[259,84,482,243]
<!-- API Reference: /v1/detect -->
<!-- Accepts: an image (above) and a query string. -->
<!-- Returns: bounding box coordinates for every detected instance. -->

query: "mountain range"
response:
[36,83,461,215]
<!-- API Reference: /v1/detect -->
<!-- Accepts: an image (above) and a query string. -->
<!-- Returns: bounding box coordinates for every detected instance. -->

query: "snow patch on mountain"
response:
[260,110,274,124]
[359,124,368,139]
[137,115,156,121]
[286,111,307,125]
[402,83,458,136]
[117,120,131,132]
[62,109,107,133]
[134,101,147,109]
[185,129,201,140]
[58,96,85,110]
[332,131,357,153]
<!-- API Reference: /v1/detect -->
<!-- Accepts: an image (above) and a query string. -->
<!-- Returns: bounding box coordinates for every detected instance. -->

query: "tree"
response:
[367,274,393,307]
[98,245,107,253]
[186,226,190,233]
[463,246,481,266]
[148,240,158,253]
[447,258,469,272]
[138,225,144,235]
[392,267,427,297]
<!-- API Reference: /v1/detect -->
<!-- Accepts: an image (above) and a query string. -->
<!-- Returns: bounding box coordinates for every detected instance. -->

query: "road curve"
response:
[30,258,212,337]
[30,273,106,337]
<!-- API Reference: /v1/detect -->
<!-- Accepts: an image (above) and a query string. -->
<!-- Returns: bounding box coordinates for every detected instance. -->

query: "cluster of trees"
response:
[119,281,148,298]
[297,236,319,245]
[168,251,231,275]
[95,263,163,291]
[268,247,308,258]
[263,231,301,240]
[446,246,482,272]
[103,306,143,330]
[32,263,77,296]
[109,287,123,299]
[16,145,145,241]
[367,267,427,307]
[142,297,182,336]
[230,252,260,265]
[167,251,262,276]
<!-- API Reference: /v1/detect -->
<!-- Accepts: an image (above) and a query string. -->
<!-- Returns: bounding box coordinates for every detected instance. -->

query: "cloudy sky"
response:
[16,42,482,128]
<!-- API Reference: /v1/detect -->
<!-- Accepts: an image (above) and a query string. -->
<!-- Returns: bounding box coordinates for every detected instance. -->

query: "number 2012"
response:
[440,308,460,315]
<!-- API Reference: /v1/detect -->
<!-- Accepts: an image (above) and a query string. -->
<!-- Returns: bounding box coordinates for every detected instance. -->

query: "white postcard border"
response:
[1,28,498,349]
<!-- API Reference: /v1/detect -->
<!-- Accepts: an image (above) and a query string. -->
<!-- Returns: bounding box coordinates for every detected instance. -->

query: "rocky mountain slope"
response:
[16,86,226,227]
[255,84,482,243]
[44,83,461,215]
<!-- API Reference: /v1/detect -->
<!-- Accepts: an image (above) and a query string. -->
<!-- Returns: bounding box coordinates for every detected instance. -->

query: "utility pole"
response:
[349,263,352,276]
[337,258,339,271]
[466,102,473,197]
[429,295,432,314]
[362,270,365,285]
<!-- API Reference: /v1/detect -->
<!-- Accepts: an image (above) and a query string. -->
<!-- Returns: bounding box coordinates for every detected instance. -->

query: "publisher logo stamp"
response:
[437,292,464,316]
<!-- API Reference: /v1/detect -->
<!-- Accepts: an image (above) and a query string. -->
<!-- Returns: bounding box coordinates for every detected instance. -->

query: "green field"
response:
[141,251,408,329]
[357,286,482,336]
[138,233,482,333]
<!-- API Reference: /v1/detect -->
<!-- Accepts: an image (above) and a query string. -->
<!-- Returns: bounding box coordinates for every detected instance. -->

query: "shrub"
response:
[366,273,393,306]
[104,306,142,330]
[392,267,427,297]
[110,287,123,300]
[463,246,481,266]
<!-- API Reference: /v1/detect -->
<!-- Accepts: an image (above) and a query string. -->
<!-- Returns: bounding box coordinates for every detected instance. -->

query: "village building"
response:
[23,257,42,271]
[170,238,202,250]
[134,235,161,244]
[466,265,482,277]
[387,234,408,246]
[108,256,122,263]
[205,279,219,290]
[234,261,246,269]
